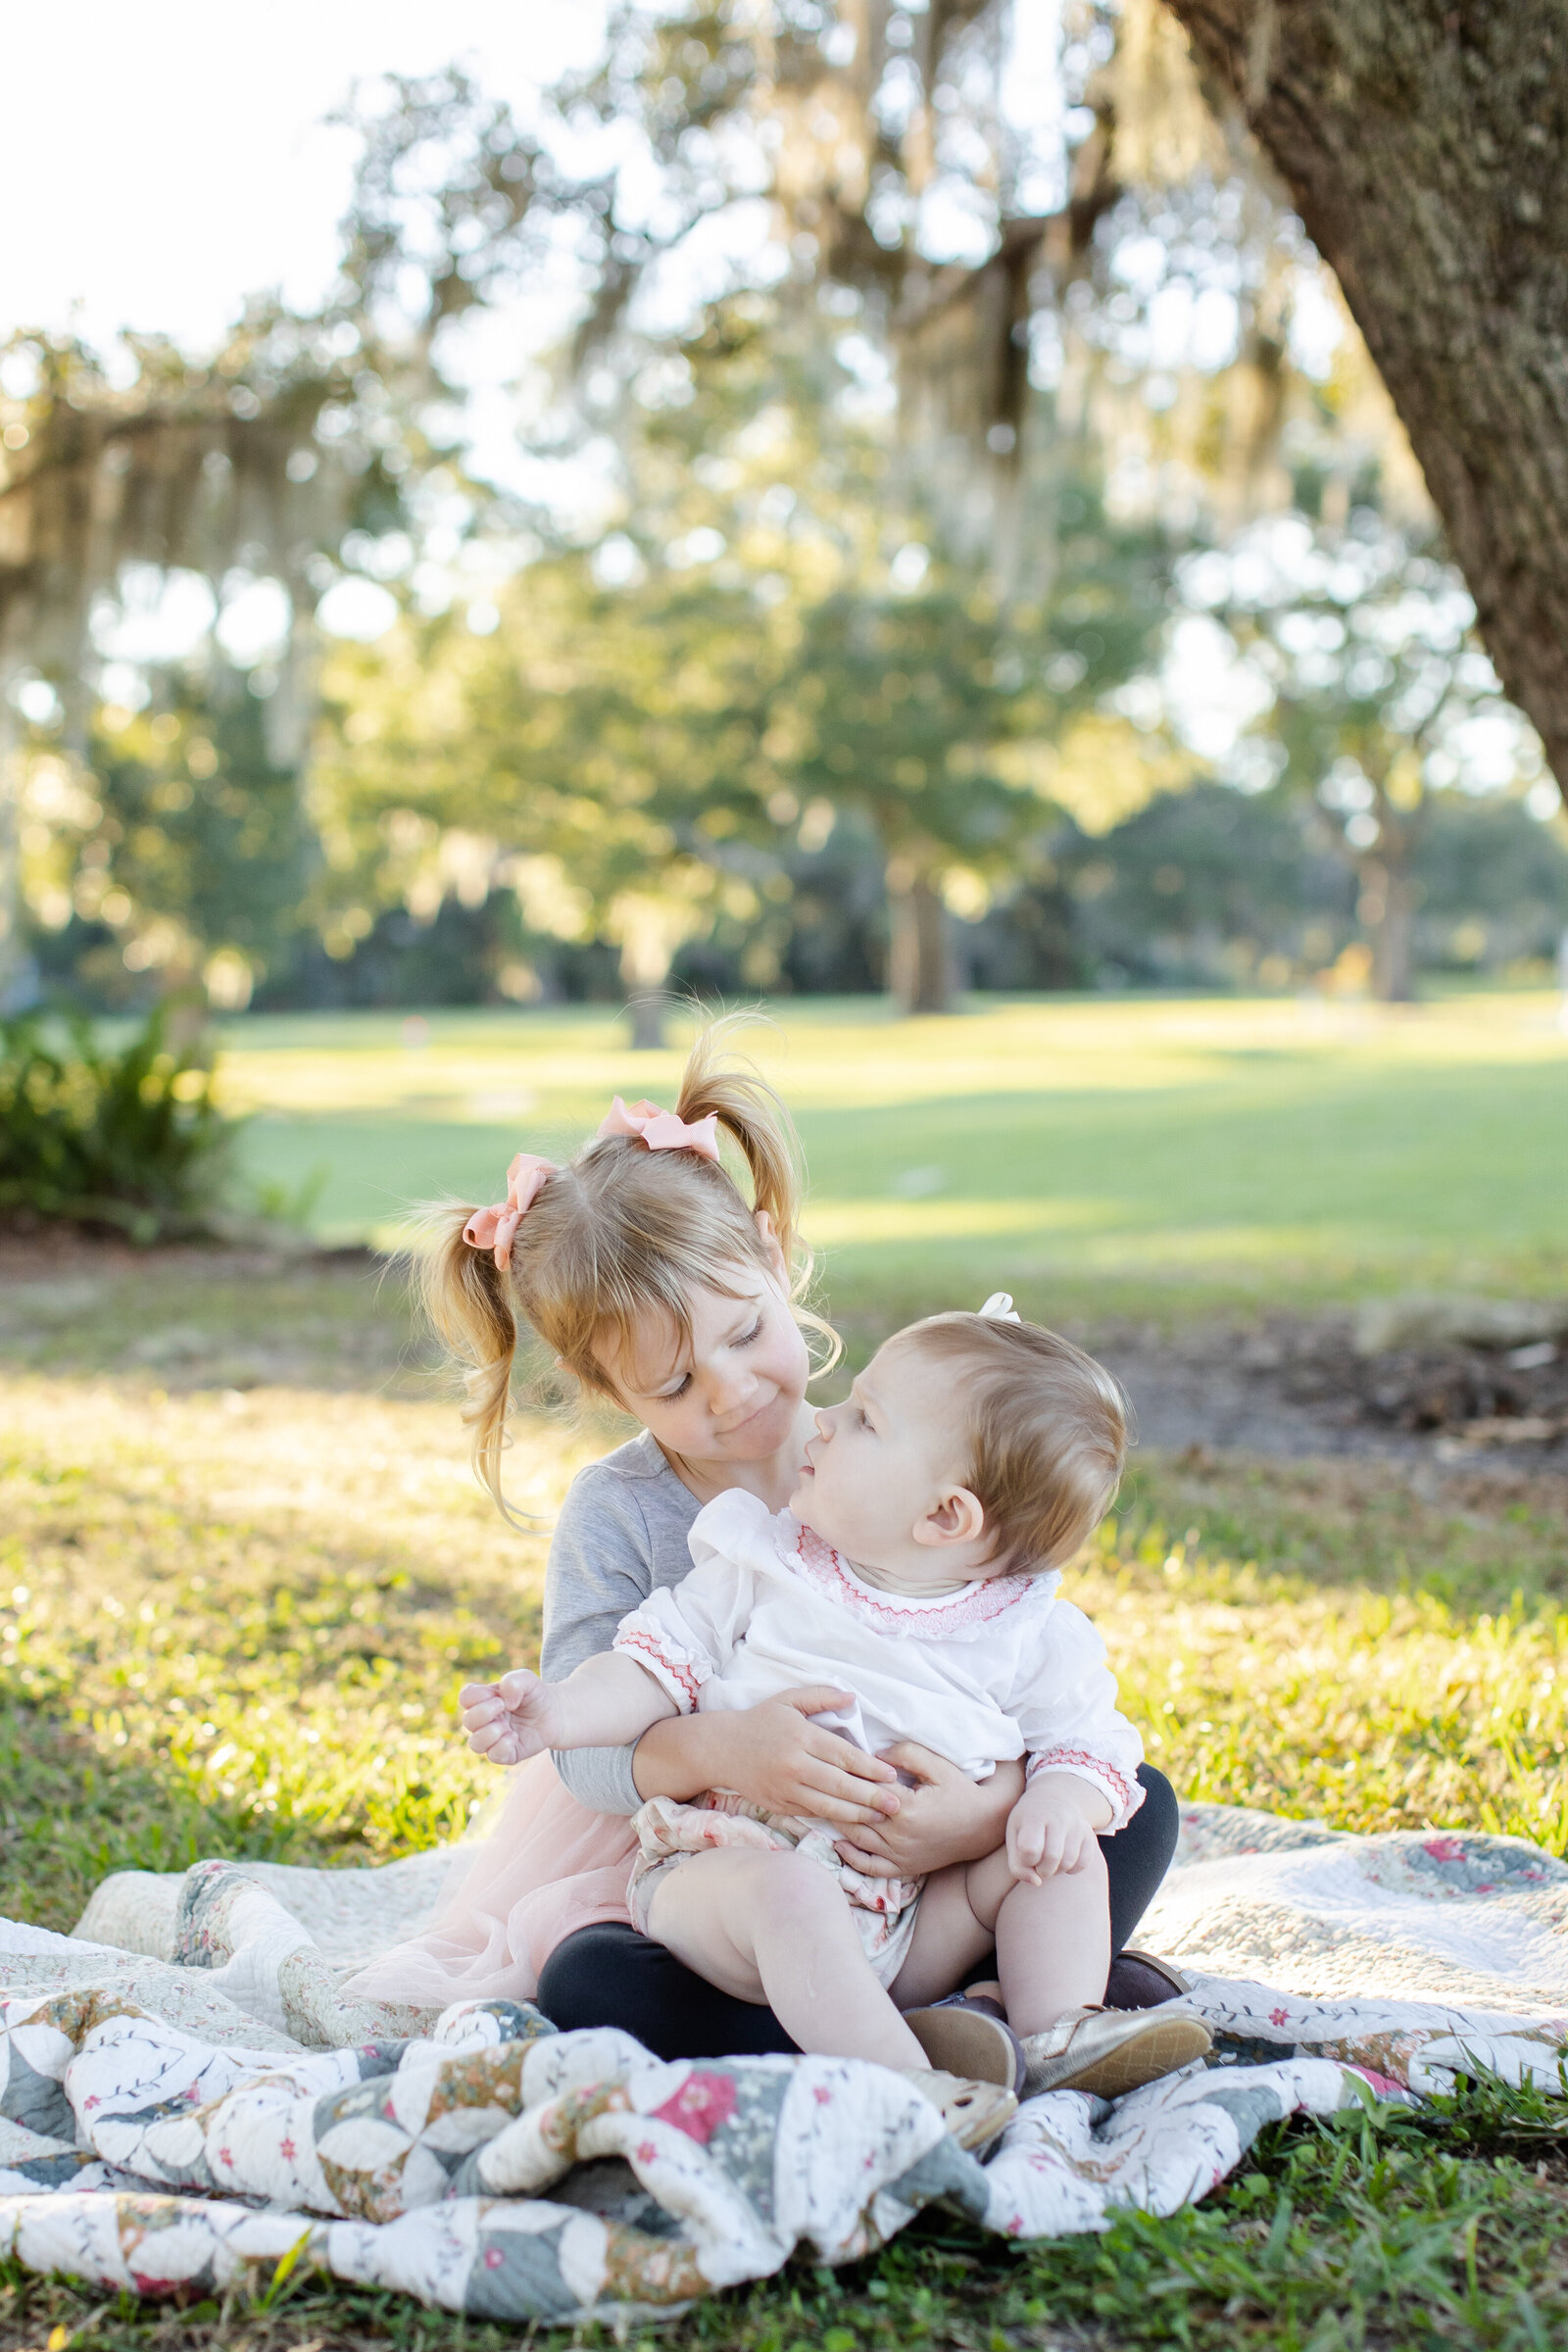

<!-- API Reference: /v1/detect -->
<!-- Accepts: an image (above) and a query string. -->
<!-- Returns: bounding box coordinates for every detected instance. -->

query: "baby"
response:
[462,1299,1208,2130]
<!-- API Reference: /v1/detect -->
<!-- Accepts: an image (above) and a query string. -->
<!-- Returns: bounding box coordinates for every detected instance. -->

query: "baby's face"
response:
[790,1338,990,1588]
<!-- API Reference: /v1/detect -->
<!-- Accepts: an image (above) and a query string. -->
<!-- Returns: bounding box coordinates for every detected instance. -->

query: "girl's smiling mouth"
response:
[714,1393,779,1441]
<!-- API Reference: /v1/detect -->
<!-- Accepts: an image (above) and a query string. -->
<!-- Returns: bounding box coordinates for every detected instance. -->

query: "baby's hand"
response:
[1005,1771,1110,1884]
[459,1669,558,1767]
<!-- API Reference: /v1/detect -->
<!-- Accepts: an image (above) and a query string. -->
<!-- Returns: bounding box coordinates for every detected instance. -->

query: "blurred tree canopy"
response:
[0,314,409,997]
[2,0,1564,1027]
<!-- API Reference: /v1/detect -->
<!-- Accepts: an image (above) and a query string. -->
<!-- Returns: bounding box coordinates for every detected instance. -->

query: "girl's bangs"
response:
[591,1245,764,1396]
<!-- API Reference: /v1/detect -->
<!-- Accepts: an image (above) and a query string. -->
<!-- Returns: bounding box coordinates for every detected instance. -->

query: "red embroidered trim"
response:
[1027,1745,1138,1822]
[615,1629,703,1711]
[791,1523,1044,1632]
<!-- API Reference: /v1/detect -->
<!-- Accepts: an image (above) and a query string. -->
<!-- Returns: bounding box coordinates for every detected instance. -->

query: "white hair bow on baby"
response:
[978,1292,1021,1323]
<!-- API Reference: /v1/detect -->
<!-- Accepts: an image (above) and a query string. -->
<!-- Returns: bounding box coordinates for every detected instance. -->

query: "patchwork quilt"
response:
[0,1804,1557,2323]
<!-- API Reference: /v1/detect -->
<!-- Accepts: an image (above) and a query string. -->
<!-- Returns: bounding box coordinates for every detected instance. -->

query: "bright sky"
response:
[0,1,606,354]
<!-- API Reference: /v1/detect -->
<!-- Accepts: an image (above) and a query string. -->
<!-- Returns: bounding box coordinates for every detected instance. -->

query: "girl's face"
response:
[600,1247,809,1466]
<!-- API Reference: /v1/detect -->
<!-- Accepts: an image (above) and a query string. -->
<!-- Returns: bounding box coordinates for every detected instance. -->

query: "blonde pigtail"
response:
[415,1206,527,1520]
[676,1014,841,1378]
[676,1016,804,1280]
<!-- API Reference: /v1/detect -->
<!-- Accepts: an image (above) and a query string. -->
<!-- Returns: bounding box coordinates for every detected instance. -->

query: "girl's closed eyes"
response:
[659,1314,764,1399]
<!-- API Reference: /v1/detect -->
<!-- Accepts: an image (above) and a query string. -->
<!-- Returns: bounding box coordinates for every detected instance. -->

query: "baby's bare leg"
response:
[889,1862,1002,2008]
[645,1848,927,2071]
[990,1844,1110,2035]
[895,1847,1111,2034]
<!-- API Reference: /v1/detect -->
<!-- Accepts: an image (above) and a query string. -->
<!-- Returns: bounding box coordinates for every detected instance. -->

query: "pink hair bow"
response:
[598,1096,721,1162]
[463,1152,557,1270]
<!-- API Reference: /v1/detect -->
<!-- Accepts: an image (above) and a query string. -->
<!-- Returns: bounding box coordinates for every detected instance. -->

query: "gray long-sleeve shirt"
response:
[539,1430,704,1814]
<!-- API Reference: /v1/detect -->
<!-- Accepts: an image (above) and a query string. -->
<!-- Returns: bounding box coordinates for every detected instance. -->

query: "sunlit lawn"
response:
[3,985,1566,2349]
[3,1365,1566,2349]
[216,990,1568,1319]
[3,1376,1565,1935]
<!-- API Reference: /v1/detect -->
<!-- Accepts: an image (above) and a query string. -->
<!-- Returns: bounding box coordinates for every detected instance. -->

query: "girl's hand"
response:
[460,1670,559,1767]
[632,1687,902,1826]
[1005,1772,1112,1885]
[834,1748,1025,1878]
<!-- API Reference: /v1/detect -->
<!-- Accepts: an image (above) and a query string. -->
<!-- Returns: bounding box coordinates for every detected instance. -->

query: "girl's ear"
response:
[912,1485,987,1549]
[753,1207,788,1284]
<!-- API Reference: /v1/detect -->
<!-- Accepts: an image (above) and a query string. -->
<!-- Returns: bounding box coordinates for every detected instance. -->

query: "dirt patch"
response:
[1093,1311,1568,1481]
[3,1237,1565,1482]
[0,1232,375,1280]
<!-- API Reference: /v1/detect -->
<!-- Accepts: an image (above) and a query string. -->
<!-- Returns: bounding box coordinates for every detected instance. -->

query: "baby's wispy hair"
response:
[889,1312,1129,1572]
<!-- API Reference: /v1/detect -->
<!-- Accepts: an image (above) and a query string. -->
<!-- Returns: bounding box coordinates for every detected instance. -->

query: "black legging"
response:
[534,1762,1179,2062]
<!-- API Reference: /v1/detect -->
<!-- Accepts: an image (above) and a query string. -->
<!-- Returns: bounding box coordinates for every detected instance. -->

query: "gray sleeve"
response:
[540,1467,658,1816]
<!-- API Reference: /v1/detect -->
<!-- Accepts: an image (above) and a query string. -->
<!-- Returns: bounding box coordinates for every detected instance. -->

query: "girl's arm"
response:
[631,1694,903,1827]
[539,1469,680,1815]
[462,1653,674,1767]
[543,1473,900,1827]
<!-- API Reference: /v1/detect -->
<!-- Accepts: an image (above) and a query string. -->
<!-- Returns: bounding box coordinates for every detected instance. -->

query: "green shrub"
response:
[0,1004,234,1242]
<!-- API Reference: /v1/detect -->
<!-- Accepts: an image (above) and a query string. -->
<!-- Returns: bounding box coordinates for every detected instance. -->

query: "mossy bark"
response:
[1164,0,1568,785]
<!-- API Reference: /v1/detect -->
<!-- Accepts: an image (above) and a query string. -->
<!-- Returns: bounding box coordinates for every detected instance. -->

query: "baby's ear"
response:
[912,1485,987,1548]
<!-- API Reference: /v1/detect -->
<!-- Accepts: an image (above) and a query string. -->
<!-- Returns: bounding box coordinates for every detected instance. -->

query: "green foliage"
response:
[0,1004,232,1241]
[1050,779,1568,991]
[26,682,317,1010]
[1195,515,1557,997]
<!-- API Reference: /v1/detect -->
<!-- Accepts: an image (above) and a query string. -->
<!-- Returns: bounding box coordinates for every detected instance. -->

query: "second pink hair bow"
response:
[598,1096,721,1161]
[463,1152,557,1269]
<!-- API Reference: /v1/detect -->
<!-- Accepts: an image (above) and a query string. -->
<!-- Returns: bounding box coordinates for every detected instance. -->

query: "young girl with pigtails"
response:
[346,1025,1189,2133]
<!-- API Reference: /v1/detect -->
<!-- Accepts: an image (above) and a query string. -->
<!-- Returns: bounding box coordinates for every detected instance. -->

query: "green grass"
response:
[213,993,1568,1319]
[3,1365,1564,1930]
[3,983,1567,2347]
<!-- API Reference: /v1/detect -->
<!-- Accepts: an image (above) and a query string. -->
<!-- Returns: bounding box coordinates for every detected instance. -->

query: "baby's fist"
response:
[1005,1772,1106,1884]
[459,1669,554,1766]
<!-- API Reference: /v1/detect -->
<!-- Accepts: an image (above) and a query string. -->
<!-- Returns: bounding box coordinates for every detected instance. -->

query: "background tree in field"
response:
[22,680,313,1011]
[312,554,790,1042]
[779,482,1174,1009]
[1188,514,1550,999]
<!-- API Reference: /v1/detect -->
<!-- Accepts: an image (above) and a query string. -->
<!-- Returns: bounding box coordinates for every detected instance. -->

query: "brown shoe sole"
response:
[1033,2017,1212,2100]
[905,2003,1024,2092]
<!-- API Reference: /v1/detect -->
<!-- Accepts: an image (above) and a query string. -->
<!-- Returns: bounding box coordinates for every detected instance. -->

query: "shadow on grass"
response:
[1119,1452,1568,1617]
[0,1241,428,1398]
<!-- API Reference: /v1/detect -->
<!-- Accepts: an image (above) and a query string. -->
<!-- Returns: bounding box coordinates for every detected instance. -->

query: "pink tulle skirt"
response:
[340,1755,638,2008]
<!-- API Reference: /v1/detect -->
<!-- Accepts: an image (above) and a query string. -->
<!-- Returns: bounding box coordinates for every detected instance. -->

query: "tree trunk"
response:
[625,990,667,1051]
[887,864,955,1014]
[1356,857,1417,1002]
[1162,0,1568,788]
